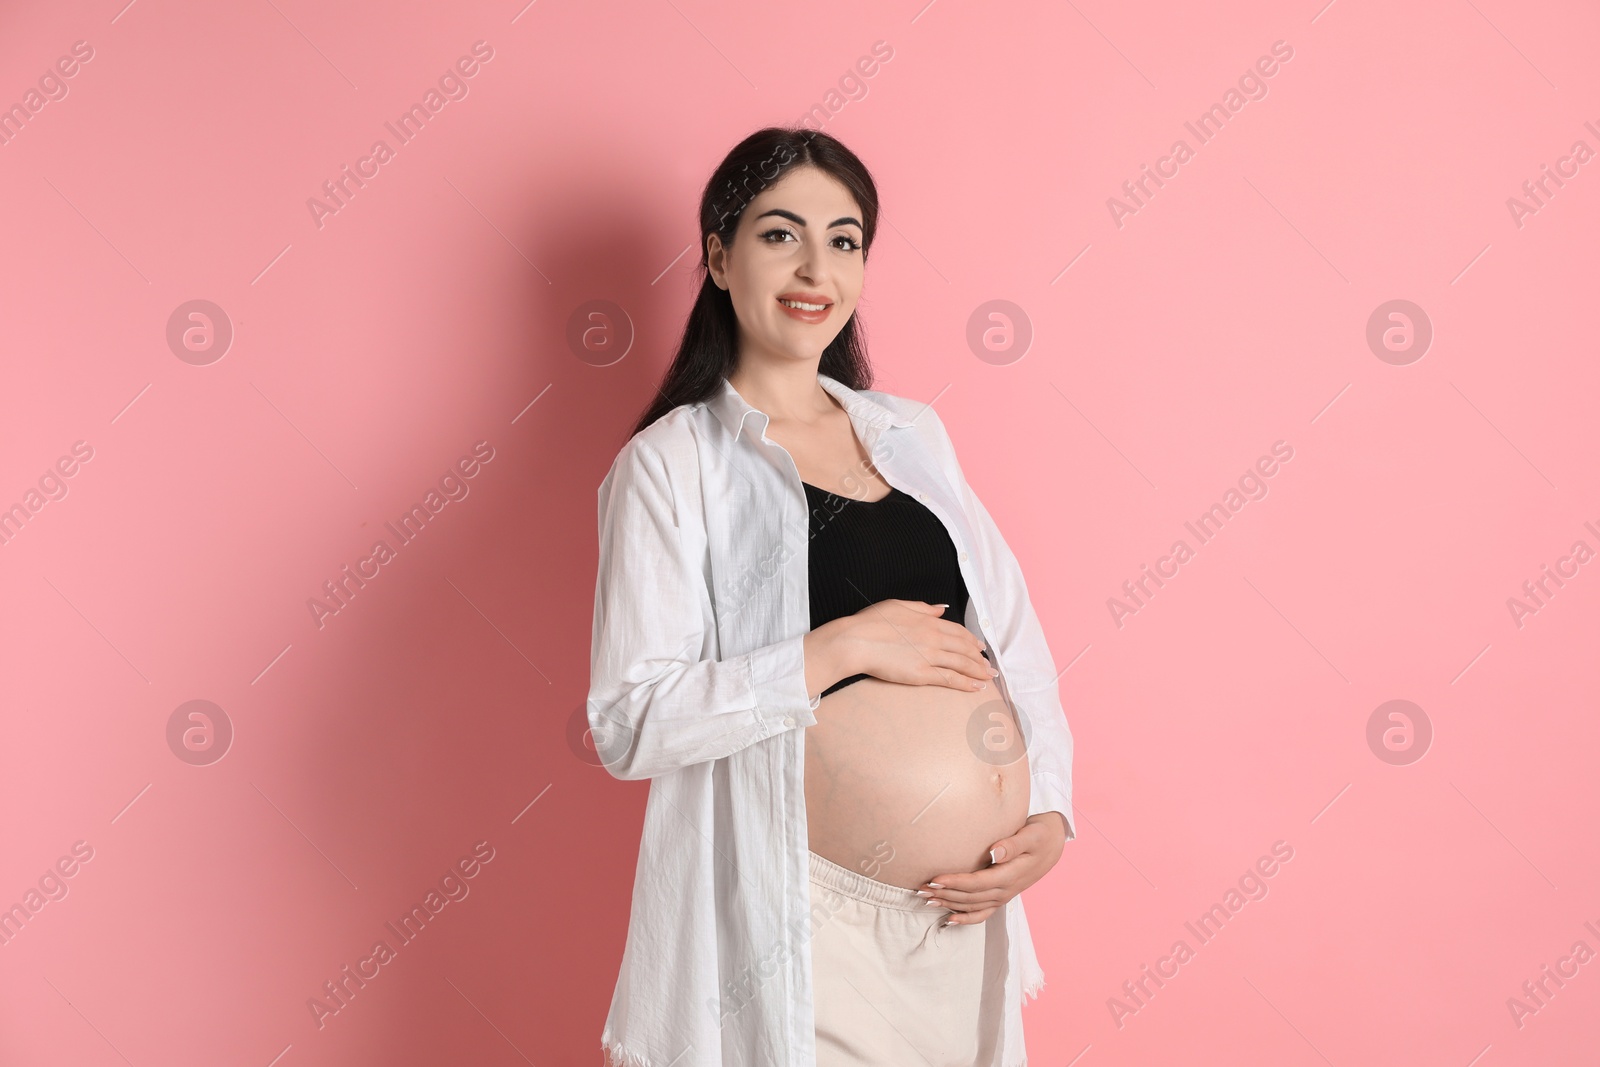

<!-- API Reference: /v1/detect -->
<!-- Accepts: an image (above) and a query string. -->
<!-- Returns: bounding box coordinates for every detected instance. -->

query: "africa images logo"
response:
[306,41,495,230]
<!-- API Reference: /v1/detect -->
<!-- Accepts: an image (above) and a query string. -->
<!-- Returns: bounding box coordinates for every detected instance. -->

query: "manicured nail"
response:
[942,918,959,927]
[989,849,998,864]
[924,899,940,907]
[927,882,943,889]
[915,890,931,897]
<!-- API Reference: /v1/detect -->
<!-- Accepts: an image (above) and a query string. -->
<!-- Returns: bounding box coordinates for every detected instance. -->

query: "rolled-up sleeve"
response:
[925,410,1076,843]
[587,433,821,782]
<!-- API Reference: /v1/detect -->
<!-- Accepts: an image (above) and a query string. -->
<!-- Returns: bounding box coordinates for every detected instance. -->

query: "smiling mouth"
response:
[778,297,831,312]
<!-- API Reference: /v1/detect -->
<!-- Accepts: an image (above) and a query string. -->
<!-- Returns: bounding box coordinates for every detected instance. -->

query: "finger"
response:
[927,662,988,692]
[988,825,1041,866]
[937,645,997,685]
[935,626,994,675]
[927,889,1007,911]
[929,658,992,691]
[924,884,1009,907]
[920,869,1000,894]
[921,883,1004,908]
[942,906,998,927]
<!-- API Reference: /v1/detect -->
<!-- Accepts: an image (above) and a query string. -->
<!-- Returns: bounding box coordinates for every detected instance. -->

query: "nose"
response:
[795,240,827,284]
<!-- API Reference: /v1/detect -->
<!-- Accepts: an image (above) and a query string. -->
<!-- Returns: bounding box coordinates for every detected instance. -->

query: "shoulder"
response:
[858,385,948,427]
[857,386,956,453]
[628,403,698,453]
[599,403,708,506]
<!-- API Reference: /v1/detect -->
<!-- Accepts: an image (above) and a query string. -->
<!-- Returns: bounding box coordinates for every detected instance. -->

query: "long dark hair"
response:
[628,126,882,439]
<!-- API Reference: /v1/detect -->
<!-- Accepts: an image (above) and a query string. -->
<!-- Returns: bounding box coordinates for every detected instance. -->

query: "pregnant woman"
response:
[588,127,1076,1067]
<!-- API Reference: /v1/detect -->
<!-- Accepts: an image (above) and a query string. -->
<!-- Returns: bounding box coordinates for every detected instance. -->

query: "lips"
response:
[776,295,832,323]
[777,293,832,310]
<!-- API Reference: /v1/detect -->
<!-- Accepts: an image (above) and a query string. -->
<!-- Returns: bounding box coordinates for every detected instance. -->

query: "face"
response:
[706,164,866,367]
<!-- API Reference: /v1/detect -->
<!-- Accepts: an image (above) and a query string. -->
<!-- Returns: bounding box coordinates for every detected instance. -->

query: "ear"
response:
[706,232,729,289]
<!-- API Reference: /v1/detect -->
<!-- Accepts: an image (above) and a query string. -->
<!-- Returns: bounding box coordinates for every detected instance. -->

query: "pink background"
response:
[3,0,1598,1063]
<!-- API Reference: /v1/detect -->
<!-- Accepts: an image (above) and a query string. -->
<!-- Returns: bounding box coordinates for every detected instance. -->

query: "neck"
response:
[726,362,838,426]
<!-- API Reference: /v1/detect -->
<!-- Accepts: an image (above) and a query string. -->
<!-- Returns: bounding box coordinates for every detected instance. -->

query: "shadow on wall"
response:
[283,159,690,1064]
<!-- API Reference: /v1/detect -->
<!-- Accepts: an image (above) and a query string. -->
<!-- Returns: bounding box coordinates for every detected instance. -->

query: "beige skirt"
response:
[808,850,1009,1066]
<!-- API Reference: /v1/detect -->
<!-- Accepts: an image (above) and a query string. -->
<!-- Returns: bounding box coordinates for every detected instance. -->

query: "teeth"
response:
[780,299,827,311]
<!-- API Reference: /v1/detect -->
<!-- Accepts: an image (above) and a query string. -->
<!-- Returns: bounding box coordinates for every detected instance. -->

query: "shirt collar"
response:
[707,372,916,440]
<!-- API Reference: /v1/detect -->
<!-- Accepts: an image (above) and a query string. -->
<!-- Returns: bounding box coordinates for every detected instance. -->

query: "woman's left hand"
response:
[918,811,1069,926]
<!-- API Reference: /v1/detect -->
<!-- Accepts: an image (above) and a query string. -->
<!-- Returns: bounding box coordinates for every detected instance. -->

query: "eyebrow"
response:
[753,208,862,231]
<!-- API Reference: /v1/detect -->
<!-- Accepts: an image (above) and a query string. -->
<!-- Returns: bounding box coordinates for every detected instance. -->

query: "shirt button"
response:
[917,492,928,502]
[783,716,796,728]
[980,616,992,628]
[958,551,969,562]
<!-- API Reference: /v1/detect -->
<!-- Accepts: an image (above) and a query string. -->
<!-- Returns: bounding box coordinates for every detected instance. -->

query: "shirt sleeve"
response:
[586,433,821,781]
[924,408,1077,843]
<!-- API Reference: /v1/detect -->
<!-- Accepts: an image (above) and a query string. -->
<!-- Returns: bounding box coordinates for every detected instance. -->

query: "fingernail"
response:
[942,919,959,928]
[927,882,943,889]
[989,849,998,864]
[914,890,931,897]
[924,899,940,907]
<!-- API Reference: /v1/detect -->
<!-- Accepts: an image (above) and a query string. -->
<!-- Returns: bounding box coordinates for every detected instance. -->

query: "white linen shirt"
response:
[588,372,1076,1067]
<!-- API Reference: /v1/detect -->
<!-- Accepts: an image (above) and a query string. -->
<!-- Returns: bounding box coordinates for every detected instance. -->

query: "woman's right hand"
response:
[837,600,997,691]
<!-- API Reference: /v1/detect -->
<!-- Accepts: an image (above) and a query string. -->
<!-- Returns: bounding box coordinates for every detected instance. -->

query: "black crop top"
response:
[803,480,989,697]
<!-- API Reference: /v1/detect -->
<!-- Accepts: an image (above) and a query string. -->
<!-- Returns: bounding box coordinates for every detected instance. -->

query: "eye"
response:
[758,227,863,253]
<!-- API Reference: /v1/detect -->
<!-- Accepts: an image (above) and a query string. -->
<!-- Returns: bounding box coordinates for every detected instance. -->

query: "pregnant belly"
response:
[804,675,1031,891]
